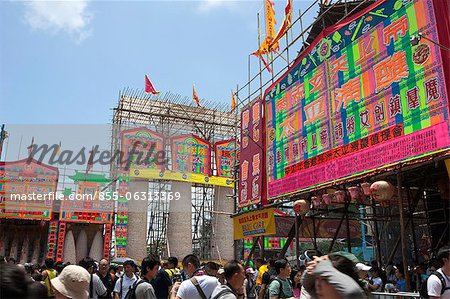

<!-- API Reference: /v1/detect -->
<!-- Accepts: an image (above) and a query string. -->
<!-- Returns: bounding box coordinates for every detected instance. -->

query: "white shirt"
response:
[177,275,220,299]
[90,273,108,299]
[428,269,450,299]
[370,277,383,291]
[114,274,138,299]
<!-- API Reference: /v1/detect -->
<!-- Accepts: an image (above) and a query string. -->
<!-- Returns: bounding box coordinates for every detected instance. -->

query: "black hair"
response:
[182,254,200,269]
[26,281,48,299]
[79,257,96,271]
[328,254,359,283]
[44,258,54,269]
[255,258,266,265]
[290,267,301,289]
[123,259,137,268]
[437,246,450,265]
[31,272,43,282]
[224,260,243,280]
[168,257,178,268]
[141,254,160,276]
[205,262,220,272]
[274,259,289,274]
[0,264,27,298]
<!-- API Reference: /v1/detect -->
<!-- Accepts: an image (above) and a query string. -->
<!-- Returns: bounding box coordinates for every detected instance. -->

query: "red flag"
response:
[193,84,201,107]
[85,147,94,176]
[145,74,159,94]
[270,0,292,51]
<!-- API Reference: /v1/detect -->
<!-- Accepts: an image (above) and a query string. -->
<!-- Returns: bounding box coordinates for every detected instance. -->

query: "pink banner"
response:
[268,122,450,198]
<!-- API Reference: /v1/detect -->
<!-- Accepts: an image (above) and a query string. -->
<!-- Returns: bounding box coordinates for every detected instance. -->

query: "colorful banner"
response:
[265,0,450,199]
[121,127,165,170]
[301,218,361,239]
[214,139,237,178]
[59,172,114,224]
[233,208,275,240]
[171,134,211,175]
[239,97,265,207]
[130,167,233,187]
[0,159,58,220]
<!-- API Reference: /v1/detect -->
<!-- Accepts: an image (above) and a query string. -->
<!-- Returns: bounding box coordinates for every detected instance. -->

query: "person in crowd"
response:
[51,265,91,299]
[243,267,257,299]
[303,253,366,299]
[79,257,108,299]
[355,263,371,291]
[42,258,58,298]
[55,261,64,276]
[267,259,294,299]
[32,272,44,284]
[255,258,269,292]
[427,246,450,299]
[413,264,428,292]
[151,260,173,299]
[165,257,180,282]
[27,281,49,299]
[97,259,116,299]
[113,260,139,299]
[367,267,383,292]
[393,266,406,292]
[290,267,303,298]
[210,260,246,299]
[218,268,226,285]
[134,254,160,299]
[171,254,220,299]
[260,259,277,299]
[205,261,221,277]
[1,263,29,298]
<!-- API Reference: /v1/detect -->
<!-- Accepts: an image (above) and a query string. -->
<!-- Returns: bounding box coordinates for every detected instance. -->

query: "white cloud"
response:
[197,0,239,13]
[23,0,93,44]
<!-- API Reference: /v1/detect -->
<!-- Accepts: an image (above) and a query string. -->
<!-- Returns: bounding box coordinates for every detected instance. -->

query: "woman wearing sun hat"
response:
[51,265,91,299]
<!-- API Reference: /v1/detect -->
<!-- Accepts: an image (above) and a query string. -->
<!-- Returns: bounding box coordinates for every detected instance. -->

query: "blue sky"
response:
[1,0,316,124]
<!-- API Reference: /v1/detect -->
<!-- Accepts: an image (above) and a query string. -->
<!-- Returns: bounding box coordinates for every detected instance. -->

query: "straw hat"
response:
[51,265,90,299]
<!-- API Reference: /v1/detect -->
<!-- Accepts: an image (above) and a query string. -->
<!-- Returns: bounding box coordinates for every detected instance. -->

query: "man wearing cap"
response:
[428,246,450,299]
[114,260,139,299]
[355,263,371,291]
[51,265,91,299]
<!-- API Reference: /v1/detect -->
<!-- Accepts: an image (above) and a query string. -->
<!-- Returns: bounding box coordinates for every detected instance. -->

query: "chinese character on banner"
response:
[334,122,344,141]
[252,154,261,176]
[360,109,371,128]
[406,86,420,110]
[292,143,299,158]
[374,102,386,124]
[241,160,249,181]
[373,51,409,92]
[310,133,318,150]
[309,69,325,93]
[334,77,361,111]
[383,15,408,46]
[320,128,328,147]
[346,116,355,135]
[389,95,402,117]
[424,77,440,103]
[300,138,308,154]
[242,110,250,129]
[356,36,376,65]
[252,176,260,200]
[252,102,261,123]
[330,54,348,80]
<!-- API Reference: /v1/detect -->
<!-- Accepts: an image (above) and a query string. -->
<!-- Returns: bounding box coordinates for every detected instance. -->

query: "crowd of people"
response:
[1,245,449,299]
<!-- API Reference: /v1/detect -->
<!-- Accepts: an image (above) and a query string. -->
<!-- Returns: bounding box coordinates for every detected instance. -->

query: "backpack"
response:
[210,287,234,299]
[263,277,292,299]
[123,279,146,299]
[419,271,450,298]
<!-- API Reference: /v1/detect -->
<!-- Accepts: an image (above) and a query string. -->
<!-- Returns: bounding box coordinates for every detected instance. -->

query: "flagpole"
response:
[17,135,23,160]
[257,13,263,99]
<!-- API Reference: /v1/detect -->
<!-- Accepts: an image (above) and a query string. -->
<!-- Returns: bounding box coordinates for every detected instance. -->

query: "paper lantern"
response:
[311,196,321,208]
[370,181,395,201]
[322,194,332,205]
[293,200,310,216]
[361,182,371,196]
[348,187,361,201]
[335,190,346,203]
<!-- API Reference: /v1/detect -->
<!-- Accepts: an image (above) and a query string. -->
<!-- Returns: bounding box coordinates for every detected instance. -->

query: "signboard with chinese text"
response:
[265,0,450,199]
[233,208,275,240]
[239,97,265,207]
[0,159,58,220]
[214,139,237,178]
[171,134,211,175]
[120,127,165,170]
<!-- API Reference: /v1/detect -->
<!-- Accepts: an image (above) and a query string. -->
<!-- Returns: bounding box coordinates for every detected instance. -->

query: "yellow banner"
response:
[130,168,233,187]
[233,208,276,240]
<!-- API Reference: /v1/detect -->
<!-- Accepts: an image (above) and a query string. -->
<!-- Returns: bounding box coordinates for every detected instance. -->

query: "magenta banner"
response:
[239,97,265,208]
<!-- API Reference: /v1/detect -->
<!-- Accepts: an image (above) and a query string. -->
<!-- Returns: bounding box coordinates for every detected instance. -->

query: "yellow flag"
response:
[231,90,236,112]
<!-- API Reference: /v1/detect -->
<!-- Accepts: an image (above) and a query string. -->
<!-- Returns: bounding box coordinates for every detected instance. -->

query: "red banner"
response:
[239,97,265,208]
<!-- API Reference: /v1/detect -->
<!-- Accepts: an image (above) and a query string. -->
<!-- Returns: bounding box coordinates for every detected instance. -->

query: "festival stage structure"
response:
[233,0,450,292]
[110,90,238,261]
